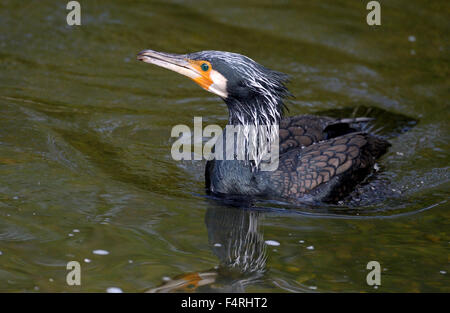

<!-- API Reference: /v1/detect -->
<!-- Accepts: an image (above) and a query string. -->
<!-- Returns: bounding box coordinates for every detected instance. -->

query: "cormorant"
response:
[137,50,390,203]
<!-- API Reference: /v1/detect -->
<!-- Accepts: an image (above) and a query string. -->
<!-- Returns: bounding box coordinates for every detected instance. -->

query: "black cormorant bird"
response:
[137,50,390,203]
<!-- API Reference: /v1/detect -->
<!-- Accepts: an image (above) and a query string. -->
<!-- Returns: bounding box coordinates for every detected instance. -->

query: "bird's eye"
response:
[201,63,209,71]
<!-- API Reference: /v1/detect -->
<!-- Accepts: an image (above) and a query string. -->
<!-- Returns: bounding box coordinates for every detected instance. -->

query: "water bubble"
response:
[84,258,91,263]
[106,287,123,293]
[93,249,109,255]
[306,245,315,250]
[408,35,416,42]
[213,243,222,247]
[265,240,280,246]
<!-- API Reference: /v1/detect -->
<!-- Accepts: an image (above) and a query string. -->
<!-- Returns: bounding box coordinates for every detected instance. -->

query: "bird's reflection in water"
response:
[148,204,268,292]
[207,205,266,274]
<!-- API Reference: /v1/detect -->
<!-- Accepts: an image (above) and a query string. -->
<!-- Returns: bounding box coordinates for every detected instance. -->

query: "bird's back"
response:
[206,114,390,203]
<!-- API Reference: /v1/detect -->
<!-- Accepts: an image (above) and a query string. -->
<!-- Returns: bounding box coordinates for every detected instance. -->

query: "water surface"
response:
[0,0,449,292]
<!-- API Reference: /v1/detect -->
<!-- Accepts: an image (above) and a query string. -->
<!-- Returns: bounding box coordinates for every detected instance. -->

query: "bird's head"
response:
[137,49,290,125]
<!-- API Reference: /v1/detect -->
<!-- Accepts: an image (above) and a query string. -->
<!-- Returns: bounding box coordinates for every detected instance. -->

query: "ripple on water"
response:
[0,225,36,242]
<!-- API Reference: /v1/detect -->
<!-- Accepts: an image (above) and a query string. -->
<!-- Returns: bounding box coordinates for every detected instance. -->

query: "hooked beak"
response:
[137,50,201,81]
[137,49,228,98]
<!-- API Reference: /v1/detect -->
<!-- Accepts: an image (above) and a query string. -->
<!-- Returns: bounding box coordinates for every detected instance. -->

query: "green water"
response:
[0,0,449,292]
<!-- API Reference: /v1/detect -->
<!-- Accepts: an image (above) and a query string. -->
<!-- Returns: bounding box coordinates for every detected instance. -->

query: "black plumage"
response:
[137,49,391,204]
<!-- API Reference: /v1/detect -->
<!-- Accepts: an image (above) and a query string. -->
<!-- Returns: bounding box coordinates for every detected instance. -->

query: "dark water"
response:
[0,0,449,292]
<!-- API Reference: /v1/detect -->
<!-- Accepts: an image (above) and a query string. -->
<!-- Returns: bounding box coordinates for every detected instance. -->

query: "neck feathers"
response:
[223,73,290,171]
[225,70,290,126]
